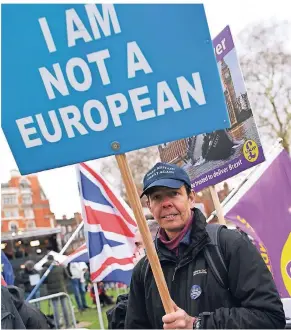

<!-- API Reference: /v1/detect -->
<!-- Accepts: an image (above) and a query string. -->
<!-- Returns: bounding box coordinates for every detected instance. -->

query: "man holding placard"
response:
[125,162,285,329]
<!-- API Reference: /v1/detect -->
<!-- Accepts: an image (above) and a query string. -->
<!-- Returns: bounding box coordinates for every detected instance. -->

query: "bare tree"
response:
[100,146,160,201]
[238,20,291,152]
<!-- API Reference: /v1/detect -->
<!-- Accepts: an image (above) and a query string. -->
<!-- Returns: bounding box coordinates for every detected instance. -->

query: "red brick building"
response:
[1,170,55,232]
[1,170,60,273]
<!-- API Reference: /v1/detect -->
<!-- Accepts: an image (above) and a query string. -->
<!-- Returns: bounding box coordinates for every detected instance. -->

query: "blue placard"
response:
[2,4,230,174]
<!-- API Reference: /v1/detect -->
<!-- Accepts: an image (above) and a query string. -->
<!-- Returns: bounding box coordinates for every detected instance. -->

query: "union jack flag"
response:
[76,162,137,286]
[63,243,88,265]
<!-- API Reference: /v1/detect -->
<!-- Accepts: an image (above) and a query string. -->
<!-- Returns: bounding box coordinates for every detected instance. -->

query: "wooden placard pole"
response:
[115,153,174,314]
[209,185,226,225]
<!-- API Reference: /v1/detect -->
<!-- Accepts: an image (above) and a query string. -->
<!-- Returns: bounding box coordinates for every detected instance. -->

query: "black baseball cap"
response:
[140,162,191,197]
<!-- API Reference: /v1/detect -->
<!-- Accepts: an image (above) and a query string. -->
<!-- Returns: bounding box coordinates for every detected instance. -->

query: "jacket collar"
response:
[155,207,210,261]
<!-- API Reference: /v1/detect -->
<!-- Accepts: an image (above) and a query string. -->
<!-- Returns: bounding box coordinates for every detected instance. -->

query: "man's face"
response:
[133,231,145,265]
[146,185,195,234]
[134,231,144,250]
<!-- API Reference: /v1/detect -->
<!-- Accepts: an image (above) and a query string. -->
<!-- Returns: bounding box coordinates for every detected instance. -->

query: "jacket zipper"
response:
[171,235,208,282]
[172,263,179,282]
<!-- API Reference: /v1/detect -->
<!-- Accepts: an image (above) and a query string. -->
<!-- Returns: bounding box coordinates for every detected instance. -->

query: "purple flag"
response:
[225,148,291,298]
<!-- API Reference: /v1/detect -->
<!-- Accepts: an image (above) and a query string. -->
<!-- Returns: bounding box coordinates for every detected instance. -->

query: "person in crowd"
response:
[16,260,41,309]
[125,162,285,329]
[83,265,90,292]
[42,255,70,329]
[68,261,89,311]
[133,229,145,265]
[91,281,114,307]
[1,284,54,329]
[133,219,160,265]
[1,251,15,285]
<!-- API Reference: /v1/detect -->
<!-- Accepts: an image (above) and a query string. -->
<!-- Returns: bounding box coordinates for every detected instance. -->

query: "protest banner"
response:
[158,25,265,192]
[2,4,229,175]
[2,4,230,313]
[224,146,291,298]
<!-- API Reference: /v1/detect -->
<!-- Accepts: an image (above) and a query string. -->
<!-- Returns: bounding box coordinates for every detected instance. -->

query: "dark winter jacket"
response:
[107,293,129,329]
[1,285,26,329]
[125,208,286,329]
[42,261,68,294]
[1,285,54,329]
[17,268,39,294]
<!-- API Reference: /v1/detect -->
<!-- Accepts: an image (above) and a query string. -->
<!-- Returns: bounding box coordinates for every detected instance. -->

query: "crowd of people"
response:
[2,161,288,329]
[2,250,120,329]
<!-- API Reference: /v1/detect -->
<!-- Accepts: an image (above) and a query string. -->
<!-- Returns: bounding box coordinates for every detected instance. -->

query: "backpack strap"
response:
[204,224,228,289]
[141,225,229,289]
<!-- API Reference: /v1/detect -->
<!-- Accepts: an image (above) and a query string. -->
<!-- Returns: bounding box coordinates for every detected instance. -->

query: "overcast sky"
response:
[1,0,290,218]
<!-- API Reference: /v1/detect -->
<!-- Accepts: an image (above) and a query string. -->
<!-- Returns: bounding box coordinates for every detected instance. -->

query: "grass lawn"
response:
[74,300,113,329]
[37,287,128,329]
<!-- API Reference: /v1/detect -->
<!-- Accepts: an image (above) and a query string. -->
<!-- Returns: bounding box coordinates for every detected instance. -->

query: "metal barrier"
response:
[29,292,77,329]
[283,298,291,329]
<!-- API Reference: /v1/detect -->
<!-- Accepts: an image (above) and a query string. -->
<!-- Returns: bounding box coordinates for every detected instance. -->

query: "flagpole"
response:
[76,164,105,329]
[59,221,84,254]
[115,282,120,296]
[206,167,258,224]
[93,282,105,329]
[209,185,226,225]
[115,153,174,314]
[26,221,84,301]
[76,163,136,326]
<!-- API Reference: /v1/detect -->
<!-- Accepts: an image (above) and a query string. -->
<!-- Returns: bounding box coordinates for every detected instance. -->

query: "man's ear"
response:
[146,198,151,211]
[189,190,196,208]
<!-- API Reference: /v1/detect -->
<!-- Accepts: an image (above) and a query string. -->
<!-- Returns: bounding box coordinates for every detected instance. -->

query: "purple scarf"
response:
[159,212,193,254]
